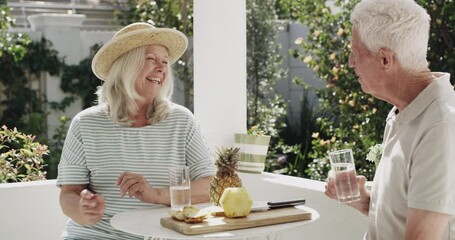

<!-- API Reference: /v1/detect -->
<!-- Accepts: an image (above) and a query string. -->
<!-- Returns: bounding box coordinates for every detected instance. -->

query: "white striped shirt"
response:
[57,103,215,239]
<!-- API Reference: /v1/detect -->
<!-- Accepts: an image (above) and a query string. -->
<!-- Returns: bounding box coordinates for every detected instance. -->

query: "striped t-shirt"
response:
[57,103,215,239]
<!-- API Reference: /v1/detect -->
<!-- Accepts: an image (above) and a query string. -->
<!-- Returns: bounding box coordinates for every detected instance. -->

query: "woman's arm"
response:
[117,172,213,205]
[59,185,105,225]
[189,176,213,203]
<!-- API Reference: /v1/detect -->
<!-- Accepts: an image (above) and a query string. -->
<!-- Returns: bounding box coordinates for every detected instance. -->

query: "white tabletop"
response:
[110,203,319,240]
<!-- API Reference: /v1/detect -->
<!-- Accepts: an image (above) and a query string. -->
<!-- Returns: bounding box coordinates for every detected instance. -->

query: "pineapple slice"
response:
[219,187,253,218]
[168,205,210,223]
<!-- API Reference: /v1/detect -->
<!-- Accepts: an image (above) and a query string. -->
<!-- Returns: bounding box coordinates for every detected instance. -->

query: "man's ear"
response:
[379,48,394,70]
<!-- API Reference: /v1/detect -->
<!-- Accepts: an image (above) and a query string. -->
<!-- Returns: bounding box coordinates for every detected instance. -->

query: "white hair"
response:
[350,0,431,72]
[96,45,174,126]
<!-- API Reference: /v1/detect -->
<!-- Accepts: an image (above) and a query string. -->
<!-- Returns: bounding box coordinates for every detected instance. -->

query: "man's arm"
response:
[404,208,450,240]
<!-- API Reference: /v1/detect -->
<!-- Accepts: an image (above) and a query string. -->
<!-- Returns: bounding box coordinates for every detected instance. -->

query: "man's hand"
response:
[325,171,370,216]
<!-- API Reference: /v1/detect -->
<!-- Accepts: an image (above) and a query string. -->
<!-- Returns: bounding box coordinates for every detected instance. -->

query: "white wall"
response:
[0,180,68,240]
[0,175,367,240]
[79,31,115,58]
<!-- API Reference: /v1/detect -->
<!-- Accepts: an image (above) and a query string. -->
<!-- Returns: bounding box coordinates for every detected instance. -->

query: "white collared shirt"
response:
[366,72,455,240]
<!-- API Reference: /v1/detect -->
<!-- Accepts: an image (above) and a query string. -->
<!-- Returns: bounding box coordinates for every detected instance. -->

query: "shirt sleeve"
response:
[408,122,455,215]
[56,116,90,187]
[184,114,216,181]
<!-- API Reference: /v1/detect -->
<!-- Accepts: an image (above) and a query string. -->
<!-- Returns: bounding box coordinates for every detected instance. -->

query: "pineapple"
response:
[209,146,243,206]
[220,187,253,218]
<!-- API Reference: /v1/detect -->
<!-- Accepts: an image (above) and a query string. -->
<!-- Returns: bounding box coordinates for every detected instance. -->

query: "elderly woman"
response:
[57,22,215,239]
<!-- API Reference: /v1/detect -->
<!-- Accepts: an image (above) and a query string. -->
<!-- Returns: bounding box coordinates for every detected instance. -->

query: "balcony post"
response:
[193,0,247,151]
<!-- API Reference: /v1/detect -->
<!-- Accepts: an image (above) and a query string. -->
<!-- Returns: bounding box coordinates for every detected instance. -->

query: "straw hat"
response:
[91,22,188,81]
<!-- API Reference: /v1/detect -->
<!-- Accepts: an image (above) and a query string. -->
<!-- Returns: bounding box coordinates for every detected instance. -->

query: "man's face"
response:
[348,28,383,96]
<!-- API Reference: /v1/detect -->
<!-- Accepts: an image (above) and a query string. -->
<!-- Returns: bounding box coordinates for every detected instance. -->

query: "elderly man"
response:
[325,0,455,239]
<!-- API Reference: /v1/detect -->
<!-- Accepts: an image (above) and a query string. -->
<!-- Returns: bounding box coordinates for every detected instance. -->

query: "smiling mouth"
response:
[146,77,161,85]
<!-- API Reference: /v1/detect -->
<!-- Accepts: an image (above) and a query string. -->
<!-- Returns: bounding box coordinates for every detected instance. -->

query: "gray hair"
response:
[350,0,430,71]
[96,45,174,126]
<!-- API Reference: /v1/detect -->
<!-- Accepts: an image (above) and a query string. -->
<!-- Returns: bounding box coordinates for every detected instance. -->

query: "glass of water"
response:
[168,166,191,210]
[328,149,360,203]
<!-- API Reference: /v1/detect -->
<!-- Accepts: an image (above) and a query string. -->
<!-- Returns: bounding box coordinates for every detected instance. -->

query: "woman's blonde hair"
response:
[96,45,174,126]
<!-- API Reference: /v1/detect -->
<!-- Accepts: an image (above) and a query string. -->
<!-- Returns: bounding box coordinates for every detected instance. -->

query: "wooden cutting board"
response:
[160,206,312,235]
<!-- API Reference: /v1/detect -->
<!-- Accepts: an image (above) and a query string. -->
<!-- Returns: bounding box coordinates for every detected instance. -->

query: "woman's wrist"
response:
[146,187,169,205]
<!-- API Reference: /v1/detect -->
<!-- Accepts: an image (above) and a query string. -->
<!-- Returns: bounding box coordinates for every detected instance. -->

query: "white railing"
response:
[0,180,69,240]
[7,0,127,30]
[0,173,367,240]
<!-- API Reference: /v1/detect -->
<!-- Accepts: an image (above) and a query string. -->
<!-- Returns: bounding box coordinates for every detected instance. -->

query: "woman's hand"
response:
[116,171,156,203]
[60,185,105,226]
[79,189,105,225]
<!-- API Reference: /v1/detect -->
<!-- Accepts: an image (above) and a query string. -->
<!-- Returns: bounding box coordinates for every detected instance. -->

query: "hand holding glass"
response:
[168,166,191,210]
[328,149,360,203]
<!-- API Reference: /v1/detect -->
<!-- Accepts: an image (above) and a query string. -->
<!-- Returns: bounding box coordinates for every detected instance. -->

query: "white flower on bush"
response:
[366,143,383,167]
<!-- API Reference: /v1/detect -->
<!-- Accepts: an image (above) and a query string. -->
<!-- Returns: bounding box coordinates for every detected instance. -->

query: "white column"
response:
[28,14,86,65]
[193,0,247,151]
[27,13,85,138]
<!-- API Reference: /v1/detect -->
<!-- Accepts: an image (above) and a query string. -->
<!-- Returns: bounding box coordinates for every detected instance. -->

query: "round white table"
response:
[110,204,319,240]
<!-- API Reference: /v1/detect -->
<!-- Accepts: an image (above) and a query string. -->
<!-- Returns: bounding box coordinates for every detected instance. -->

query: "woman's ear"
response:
[379,48,394,70]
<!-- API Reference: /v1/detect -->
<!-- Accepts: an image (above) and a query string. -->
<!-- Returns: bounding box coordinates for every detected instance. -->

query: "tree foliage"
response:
[246,0,293,175]
[0,37,63,135]
[0,5,29,61]
[246,0,288,138]
[418,0,455,85]
[60,44,102,109]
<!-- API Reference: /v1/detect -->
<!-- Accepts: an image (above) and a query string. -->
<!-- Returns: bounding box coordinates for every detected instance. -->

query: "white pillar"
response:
[28,14,86,65]
[193,0,247,151]
[27,13,85,138]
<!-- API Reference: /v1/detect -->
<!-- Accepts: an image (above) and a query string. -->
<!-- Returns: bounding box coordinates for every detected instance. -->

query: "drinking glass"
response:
[328,149,360,203]
[168,166,191,210]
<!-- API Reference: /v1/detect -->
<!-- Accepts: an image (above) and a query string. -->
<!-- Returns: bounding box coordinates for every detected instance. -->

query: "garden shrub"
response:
[0,125,48,183]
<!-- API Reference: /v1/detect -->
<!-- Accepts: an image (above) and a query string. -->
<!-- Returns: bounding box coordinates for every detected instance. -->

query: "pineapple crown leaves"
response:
[214,146,241,176]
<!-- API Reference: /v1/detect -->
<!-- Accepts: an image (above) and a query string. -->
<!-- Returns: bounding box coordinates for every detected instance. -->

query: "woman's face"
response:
[135,44,169,103]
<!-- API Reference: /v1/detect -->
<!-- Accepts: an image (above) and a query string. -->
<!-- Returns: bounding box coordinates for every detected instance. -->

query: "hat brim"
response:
[92,28,188,81]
